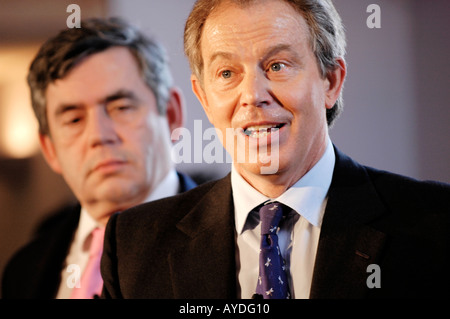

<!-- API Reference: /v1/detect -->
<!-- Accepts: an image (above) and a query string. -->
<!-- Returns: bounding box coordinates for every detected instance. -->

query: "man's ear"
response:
[39,133,62,174]
[191,74,214,125]
[324,57,347,110]
[165,87,186,141]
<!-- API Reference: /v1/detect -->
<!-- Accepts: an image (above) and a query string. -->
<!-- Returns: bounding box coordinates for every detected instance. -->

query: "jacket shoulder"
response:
[365,166,450,212]
[334,145,449,212]
[2,203,80,298]
[113,177,225,230]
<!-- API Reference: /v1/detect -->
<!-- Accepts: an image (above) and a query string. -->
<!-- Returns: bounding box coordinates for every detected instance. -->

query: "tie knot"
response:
[89,227,105,257]
[259,201,283,235]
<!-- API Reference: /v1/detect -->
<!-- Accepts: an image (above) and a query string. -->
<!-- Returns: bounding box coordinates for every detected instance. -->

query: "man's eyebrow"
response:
[208,51,235,67]
[54,104,81,117]
[261,44,301,62]
[207,44,302,67]
[102,89,139,104]
[53,89,139,117]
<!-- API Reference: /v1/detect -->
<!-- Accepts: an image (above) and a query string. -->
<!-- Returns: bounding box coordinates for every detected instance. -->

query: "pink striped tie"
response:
[70,227,105,299]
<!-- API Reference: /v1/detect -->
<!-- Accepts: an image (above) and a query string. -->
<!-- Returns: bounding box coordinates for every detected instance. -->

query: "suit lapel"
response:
[168,175,237,298]
[310,147,388,298]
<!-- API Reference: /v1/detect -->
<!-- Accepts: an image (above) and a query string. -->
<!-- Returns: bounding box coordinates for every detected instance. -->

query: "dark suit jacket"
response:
[1,172,196,299]
[100,147,450,299]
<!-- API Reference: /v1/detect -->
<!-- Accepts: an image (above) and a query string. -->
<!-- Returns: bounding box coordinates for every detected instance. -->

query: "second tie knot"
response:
[259,201,283,235]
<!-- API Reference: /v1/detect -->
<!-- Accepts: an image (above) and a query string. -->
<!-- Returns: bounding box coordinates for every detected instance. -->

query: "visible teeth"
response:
[245,124,277,132]
[248,130,271,138]
[244,124,282,137]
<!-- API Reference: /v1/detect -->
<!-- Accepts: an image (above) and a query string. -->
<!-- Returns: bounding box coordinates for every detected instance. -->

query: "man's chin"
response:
[234,160,282,177]
[84,182,145,208]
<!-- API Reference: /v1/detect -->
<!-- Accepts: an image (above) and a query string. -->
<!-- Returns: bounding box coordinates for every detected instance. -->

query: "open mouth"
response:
[243,123,285,138]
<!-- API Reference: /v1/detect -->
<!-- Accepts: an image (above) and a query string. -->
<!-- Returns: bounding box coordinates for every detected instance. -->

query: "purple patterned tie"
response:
[255,201,290,299]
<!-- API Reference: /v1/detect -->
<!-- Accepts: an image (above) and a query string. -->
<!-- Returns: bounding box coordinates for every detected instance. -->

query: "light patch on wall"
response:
[0,45,40,158]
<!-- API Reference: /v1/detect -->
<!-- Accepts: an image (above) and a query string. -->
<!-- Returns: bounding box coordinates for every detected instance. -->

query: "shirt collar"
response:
[232,137,335,234]
[76,208,102,253]
[146,168,179,202]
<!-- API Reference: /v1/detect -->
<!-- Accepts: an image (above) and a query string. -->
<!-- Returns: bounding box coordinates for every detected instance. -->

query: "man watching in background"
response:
[2,17,196,299]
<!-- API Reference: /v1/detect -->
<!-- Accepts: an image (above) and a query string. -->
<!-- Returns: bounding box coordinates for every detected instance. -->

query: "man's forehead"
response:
[203,0,308,39]
[201,1,310,59]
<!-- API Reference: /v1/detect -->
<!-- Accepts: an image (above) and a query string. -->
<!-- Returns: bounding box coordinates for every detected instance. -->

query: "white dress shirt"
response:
[56,169,180,299]
[232,138,335,299]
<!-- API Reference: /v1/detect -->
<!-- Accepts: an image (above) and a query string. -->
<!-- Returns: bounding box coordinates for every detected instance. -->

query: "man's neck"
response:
[234,138,330,198]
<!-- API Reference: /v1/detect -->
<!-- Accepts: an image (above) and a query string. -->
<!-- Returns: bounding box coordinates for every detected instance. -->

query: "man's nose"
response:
[87,107,119,148]
[239,69,273,108]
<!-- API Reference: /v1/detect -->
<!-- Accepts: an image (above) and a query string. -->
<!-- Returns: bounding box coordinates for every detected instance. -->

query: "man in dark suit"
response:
[2,18,196,299]
[101,0,450,299]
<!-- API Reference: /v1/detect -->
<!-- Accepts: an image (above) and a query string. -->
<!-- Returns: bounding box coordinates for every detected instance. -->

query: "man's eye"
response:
[63,116,82,125]
[110,104,136,113]
[270,62,285,72]
[221,70,232,79]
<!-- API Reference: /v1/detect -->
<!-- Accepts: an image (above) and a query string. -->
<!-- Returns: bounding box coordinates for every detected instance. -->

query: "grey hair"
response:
[28,17,173,135]
[184,0,346,126]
